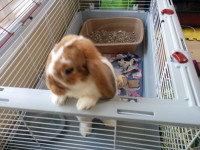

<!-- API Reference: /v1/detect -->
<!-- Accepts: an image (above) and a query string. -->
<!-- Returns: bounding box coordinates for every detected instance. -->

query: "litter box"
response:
[79,17,144,54]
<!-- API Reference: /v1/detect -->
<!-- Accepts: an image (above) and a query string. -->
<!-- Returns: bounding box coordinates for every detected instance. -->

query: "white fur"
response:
[61,57,71,64]
[77,117,93,137]
[64,36,83,47]
[76,116,116,136]
[67,75,101,99]
[67,75,101,111]
[47,46,64,75]
[76,96,99,111]
[52,93,67,105]
[51,74,101,110]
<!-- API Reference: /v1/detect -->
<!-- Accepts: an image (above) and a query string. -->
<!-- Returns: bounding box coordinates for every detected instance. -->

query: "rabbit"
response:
[45,34,117,136]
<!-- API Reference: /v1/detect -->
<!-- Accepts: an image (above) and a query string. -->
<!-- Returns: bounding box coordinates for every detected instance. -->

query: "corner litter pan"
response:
[79,17,144,54]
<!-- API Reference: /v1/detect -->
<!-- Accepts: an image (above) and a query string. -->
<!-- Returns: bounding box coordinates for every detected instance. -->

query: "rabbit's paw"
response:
[76,97,97,111]
[52,94,67,105]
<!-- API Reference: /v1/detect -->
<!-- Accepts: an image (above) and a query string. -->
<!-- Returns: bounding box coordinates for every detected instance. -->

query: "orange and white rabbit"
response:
[46,35,116,136]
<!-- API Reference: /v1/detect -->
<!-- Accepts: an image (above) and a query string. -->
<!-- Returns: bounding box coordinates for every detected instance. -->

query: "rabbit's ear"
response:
[87,59,116,99]
[74,36,116,99]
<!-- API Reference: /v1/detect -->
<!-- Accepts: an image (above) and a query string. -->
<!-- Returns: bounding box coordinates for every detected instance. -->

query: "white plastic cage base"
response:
[0,0,200,150]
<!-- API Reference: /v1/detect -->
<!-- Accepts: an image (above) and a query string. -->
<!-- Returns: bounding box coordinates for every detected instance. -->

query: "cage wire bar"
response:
[150,0,174,100]
[150,0,200,149]
[0,0,79,88]
[0,108,199,150]
[79,0,151,10]
[0,0,42,48]
[0,0,200,149]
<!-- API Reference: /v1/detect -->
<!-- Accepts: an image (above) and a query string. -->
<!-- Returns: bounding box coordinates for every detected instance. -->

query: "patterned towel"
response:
[104,52,143,97]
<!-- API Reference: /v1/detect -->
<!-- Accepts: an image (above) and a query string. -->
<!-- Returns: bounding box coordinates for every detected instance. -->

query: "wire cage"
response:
[0,0,200,149]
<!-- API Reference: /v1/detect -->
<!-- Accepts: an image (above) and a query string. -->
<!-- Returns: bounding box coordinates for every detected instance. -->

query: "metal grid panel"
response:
[116,123,200,150]
[79,0,151,11]
[0,0,42,48]
[160,125,200,150]
[0,109,25,149]
[151,0,175,100]
[0,0,79,88]
[150,1,200,149]
[0,108,199,150]
[0,109,116,150]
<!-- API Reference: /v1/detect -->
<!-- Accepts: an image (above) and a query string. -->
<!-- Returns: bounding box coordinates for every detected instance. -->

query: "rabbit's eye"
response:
[65,68,74,74]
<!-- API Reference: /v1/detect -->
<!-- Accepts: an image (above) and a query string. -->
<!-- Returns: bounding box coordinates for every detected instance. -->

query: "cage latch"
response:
[161,9,174,15]
[172,51,188,63]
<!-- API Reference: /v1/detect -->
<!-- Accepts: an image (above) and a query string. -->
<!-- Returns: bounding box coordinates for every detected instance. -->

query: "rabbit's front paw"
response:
[76,97,98,111]
[52,93,67,105]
